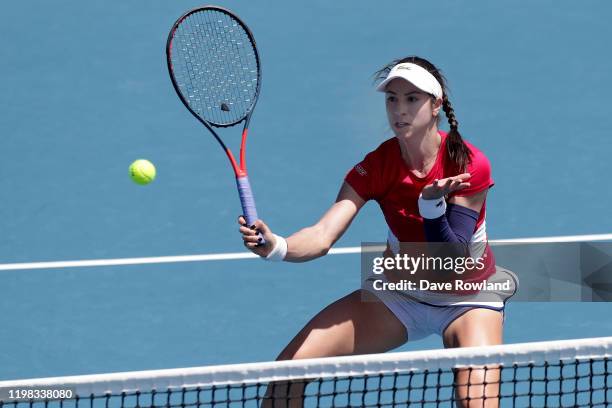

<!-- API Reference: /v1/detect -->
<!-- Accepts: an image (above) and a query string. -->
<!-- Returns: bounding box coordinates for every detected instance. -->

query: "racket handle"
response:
[236,175,265,245]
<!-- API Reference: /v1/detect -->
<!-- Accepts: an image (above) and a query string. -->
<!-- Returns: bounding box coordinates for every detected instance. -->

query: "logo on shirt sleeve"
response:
[355,164,367,176]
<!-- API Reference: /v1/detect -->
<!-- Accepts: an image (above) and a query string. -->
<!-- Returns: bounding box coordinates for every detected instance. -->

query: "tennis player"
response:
[239,56,509,407]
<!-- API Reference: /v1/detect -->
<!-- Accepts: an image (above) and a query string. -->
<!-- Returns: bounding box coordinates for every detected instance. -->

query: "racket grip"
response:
[236,175,265,245]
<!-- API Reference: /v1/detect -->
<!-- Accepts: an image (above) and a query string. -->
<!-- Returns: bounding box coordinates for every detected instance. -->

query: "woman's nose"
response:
[394,101,409,115]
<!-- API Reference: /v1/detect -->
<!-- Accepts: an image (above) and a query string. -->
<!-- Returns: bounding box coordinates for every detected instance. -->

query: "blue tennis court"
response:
[1,0,611,387]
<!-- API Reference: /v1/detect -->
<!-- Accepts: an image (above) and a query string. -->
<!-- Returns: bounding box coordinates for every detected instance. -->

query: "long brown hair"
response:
[376,56,471,173]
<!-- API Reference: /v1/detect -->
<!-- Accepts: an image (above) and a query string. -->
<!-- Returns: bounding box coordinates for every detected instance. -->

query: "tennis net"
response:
[0,337,610,408]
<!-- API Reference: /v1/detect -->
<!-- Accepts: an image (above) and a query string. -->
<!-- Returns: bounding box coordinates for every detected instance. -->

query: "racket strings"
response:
[171,9,259,126]
[201,10,243,120]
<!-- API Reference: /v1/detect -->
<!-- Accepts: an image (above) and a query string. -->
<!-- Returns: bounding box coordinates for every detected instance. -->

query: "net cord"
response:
[1,336,610,399]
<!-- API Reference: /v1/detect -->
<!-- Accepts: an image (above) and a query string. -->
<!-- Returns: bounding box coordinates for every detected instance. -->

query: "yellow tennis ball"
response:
[129,159,156,185]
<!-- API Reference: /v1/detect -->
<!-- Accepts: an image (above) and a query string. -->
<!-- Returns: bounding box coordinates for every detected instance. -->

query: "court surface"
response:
[1,0,611,380]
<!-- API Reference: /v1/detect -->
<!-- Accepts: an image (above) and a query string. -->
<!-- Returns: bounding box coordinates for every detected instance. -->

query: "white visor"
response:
[376,62,443,99]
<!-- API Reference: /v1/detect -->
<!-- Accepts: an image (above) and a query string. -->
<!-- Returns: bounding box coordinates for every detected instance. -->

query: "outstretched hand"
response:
[237,216,276,257]
[421,173,471,200]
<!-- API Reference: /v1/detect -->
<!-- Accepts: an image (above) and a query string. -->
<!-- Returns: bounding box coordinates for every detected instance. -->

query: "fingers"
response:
[237,216,268,233]
[448,173,471,192]
[252,219,270,236]
[452,182,471,192]
[239,224,261,246]
[237,215,249,227]
[448,179,470,191]
[432,178,459,194]
[436,173,471,193]
[237,216,274,253]
[454,172,471,181]
[438,173,470,185]
[422,173,471,200]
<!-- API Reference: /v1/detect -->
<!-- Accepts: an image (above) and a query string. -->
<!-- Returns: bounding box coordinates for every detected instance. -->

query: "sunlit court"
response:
[1,1,611,406]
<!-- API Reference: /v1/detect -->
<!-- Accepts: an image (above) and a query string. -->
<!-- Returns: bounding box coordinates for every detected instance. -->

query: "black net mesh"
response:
[1,357,611,407]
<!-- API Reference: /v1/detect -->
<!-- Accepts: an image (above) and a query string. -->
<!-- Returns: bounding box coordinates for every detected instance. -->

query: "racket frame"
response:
[166,6,265,240]
[166,5,262,179]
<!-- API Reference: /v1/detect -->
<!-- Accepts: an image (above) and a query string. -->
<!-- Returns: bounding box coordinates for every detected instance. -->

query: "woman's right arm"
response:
[238,182,365,262]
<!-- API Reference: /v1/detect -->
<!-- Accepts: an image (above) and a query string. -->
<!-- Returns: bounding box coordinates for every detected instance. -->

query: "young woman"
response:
[238,56,508,408]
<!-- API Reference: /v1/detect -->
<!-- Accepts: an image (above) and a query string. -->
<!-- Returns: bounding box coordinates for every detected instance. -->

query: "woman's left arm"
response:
[419,175,489,245]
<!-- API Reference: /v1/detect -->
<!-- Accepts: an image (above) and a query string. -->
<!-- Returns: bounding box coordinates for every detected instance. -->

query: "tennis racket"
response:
[166,6,265,243]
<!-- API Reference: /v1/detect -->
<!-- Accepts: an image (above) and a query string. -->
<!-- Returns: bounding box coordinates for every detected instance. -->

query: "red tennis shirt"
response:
[345,130,494,242]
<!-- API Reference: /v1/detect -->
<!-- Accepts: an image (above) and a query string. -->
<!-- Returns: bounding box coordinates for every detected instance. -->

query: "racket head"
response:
[166,6,261,128]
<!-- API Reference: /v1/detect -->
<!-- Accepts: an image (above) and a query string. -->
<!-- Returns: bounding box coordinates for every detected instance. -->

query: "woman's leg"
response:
[443,308,504,408]
[264,289,407,408]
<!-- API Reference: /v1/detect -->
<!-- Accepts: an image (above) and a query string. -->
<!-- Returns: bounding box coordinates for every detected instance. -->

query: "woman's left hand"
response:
[421,173,471,200]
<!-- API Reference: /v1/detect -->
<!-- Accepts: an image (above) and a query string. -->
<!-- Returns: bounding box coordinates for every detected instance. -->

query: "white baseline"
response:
[0,233,611,272]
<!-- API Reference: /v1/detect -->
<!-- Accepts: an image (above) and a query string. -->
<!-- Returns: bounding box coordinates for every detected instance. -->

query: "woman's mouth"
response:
[395,122,410,128]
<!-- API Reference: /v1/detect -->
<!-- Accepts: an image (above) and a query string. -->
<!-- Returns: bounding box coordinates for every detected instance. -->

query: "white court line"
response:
[1,233,611,272]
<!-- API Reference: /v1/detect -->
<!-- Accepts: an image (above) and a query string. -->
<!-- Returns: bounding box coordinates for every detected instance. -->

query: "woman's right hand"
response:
[237,216,276,257]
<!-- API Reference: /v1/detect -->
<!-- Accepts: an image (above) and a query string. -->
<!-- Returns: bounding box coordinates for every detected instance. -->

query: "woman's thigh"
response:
[443,307,503,348]
[277,289,408,360]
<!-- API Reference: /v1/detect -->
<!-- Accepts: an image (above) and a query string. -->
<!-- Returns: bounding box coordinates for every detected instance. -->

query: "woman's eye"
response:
[387,96,396,102]
[407,96,417,102]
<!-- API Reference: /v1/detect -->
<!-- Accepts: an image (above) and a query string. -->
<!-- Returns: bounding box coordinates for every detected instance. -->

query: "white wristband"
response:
[264,234,287,262]
[418,194,447,219]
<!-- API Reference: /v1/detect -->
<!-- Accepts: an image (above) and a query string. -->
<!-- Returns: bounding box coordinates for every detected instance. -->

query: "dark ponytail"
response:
[441,93,471,173]
[375,56,472,173]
